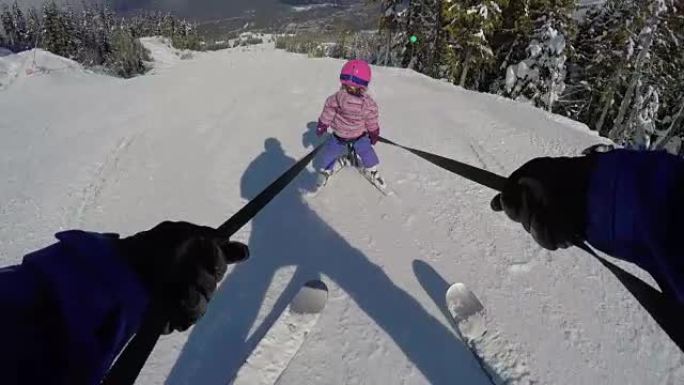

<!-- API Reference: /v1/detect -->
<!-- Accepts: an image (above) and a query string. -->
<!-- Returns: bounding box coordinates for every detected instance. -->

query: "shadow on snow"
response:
[167,124,491,385]
[413,260,505,384]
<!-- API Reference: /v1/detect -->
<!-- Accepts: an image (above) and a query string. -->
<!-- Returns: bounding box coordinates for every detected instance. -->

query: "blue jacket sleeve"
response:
[0,231,150,385]
[585,150,684,303]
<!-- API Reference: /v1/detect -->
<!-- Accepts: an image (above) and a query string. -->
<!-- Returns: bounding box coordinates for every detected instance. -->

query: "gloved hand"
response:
[316,121,329,137]
[368,130,379,145]
[490,156,595,250]
[119,221,249,333]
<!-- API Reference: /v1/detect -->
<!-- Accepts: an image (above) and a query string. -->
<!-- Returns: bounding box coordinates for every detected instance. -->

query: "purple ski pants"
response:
[319,134,379,171]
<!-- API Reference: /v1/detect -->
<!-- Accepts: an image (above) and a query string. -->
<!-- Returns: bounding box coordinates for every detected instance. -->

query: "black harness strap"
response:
[102,139,327,385]
[378,137,507,192]
[380,136,684,352]
[218,141,326,235]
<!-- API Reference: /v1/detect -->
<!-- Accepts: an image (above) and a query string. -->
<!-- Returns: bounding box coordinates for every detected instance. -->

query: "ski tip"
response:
[291,280,329,314]
[304,279,328,291]
[446,283,485,321]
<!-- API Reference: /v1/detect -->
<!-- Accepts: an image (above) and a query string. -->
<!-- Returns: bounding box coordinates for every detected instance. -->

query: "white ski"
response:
[358,168,391,196]
[229,280,328,385]
[307,153,392,197]
[447,283,536,384]
[446,283,498,385]
[306,158,348,197]
[446,283,487,342]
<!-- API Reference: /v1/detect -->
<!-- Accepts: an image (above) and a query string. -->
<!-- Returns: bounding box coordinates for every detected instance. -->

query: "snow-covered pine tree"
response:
[0,21,5,50]
[129,12,158,38]
[623,83,659,148]
[86,4,120,66]
[563,0,645,134]
[41,1,59,52]
[0,29,5,51]
[608,0,673,143]
[0,2,171,77]
[42,1,77,58]
[403,0,446,77]
[503,0,577,111]
[485,0,535,93]
[26,7,42,51]
[9,1,29,51]
[106,23,149,78]
[75,6,101,66]
[374,0,408,66]
[650,3,684,152]
[1,4,16,50]
[93,4,115,62]
[161,13,176,40]
[443,0,507,88]
[172,19,201,50]
[151,11,164,36]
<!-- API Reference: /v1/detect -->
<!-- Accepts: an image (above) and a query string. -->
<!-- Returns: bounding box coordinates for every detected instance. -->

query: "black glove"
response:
[119,221,249,333]
[491,156,596,250]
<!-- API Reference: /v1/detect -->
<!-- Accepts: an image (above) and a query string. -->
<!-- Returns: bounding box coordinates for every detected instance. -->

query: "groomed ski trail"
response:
[1,39,681,385]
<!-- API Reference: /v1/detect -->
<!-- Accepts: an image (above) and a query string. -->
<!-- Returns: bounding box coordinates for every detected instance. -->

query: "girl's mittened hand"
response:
[316,121,329,137]
[368,130,379,145]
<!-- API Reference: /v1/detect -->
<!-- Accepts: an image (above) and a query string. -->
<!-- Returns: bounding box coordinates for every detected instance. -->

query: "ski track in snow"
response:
[1,39,682,385]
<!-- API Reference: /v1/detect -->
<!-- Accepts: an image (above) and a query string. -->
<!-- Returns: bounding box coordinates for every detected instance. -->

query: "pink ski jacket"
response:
[318,89,380,139]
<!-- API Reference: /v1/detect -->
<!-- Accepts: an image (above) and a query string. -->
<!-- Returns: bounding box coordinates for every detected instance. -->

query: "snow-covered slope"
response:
[0,41,681,385]
[0,48,86,90]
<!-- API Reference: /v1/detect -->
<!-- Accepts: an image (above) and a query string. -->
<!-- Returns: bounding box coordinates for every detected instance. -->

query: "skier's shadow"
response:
[413,260,505,384]
[303,121,327,170]
[168,133,491,385]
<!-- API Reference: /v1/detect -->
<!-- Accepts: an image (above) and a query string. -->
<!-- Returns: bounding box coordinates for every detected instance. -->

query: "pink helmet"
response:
[340,59,371,89]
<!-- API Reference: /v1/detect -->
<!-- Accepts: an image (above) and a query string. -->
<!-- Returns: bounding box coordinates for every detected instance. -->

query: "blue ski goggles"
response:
[340,74,369,87]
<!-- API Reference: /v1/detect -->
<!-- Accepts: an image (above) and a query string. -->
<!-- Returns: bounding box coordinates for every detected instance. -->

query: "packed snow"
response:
[140,37,191,70]
[0,48,85,90]
[0,39,682,385]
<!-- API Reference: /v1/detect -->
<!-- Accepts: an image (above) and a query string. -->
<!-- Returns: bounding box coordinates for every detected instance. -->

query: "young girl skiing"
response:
[316,59,385,188]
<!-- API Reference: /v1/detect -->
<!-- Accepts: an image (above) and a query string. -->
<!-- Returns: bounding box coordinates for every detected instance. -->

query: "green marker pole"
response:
[409,35,418,66]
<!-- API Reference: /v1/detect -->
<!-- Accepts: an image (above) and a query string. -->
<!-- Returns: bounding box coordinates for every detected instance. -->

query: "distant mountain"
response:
[279,0,328,4]
[197,0,378,40]
[104,0,363,21]
[279,0,359,4]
